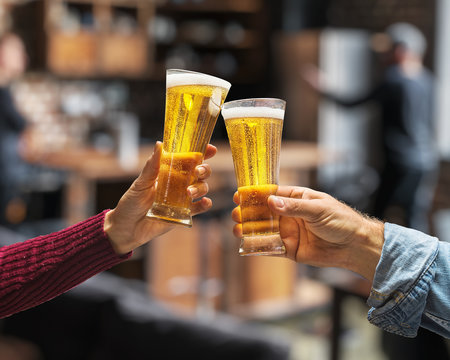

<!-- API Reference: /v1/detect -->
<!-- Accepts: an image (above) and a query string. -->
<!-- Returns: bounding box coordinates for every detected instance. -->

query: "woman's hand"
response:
[104,142,216,255]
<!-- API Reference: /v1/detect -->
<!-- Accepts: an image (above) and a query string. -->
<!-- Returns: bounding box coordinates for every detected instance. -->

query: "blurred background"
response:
[0,0,449,359]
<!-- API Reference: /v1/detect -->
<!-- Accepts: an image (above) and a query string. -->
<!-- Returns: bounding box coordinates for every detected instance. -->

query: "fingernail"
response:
[272,196,285,208]
[189,187,198,198]
[197,166,206,176]
[152,141,161,155]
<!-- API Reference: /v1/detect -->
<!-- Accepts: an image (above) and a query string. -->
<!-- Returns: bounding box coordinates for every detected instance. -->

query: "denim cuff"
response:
[366,223,439,337]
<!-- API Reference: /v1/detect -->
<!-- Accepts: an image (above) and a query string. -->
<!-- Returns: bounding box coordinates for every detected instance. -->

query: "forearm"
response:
[321,91,373,108]
[0,210,131,318]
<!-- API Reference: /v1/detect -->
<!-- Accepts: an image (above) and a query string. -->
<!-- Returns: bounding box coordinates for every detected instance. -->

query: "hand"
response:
[231,186,384,280]
[104,142,216,255]
[301,64,325,92]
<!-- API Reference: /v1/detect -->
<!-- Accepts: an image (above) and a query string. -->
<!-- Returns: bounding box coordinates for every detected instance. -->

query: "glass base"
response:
[146,203,192,227]
[239,234,286,256]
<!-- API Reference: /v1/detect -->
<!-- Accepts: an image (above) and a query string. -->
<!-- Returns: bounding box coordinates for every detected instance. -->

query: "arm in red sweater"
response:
[0,142,216,318]
[0,210,131,318]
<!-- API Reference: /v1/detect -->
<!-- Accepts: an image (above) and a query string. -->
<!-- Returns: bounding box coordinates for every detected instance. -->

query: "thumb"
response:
[132,141,162,191]
[268,195,322,221]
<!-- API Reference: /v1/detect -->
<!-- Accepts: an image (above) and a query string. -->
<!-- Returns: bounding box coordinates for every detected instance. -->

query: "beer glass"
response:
[147,69,231,227]
[222,98,286,256]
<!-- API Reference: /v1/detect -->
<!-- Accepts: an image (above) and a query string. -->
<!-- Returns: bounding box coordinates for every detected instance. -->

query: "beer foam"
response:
[221,106,285,120]
[167,71,231,90]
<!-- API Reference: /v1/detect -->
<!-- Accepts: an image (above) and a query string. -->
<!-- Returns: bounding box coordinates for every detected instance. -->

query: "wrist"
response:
[103,209,128,255]
[345,217,385,281]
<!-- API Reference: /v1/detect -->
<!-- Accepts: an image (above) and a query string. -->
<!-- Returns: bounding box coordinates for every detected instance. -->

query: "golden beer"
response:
[239,184,279,233]
[222,98,286,255]
[151,151,203,222]
[147,69,231,227]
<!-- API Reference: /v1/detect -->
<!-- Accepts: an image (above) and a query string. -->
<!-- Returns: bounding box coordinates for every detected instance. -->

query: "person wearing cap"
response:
[301,23,447,359]
[303,22,439,235]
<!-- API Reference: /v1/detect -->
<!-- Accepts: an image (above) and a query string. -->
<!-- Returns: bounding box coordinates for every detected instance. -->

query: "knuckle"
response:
[291,188,304,199]
[301,188,314,200]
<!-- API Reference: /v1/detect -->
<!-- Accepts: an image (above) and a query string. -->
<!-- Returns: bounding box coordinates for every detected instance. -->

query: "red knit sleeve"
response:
[0,210,132,318]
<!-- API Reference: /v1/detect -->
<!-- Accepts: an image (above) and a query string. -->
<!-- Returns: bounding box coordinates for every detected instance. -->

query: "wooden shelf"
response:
[152,0,267,82]
[109,0,154,6]
[161,29,261,50]
[157,0,262,13]
[55,0,97,4]
[20,0,268,81]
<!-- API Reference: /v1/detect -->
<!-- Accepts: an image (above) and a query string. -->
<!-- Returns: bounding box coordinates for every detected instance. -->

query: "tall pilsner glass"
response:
[147,69,231,227]
[222,98,286,256]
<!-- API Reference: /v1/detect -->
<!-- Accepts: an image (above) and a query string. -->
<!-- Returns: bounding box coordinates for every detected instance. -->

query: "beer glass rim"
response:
[222,98,286,121]
[222,98,286,110]
[166,68,231,90]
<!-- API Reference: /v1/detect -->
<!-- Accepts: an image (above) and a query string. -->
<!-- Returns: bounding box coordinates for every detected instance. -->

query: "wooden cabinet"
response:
[47,31,98,75]
[17,0,269,81]
[44,0,154,77]
[99,32,148,75]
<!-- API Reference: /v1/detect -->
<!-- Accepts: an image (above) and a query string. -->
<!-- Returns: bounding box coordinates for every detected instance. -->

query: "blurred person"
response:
[303,23,439,235]
[304,22,446,359]
[231,185,450,341]
[0,142,216,318]
[0,32,28,227]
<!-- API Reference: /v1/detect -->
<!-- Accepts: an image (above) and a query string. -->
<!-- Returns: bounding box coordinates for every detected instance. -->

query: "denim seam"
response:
[369,289,404,303]
[368,246,438,323]
[423,311,450,327]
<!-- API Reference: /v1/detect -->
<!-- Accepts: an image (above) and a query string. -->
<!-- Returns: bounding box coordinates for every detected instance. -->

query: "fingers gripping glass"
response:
[222,98,286,256]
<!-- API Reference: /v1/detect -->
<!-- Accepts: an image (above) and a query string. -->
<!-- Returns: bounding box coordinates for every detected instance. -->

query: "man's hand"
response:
[232,186,384,280]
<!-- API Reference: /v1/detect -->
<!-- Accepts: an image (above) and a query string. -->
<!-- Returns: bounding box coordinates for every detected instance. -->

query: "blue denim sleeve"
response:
[367,223,450,338]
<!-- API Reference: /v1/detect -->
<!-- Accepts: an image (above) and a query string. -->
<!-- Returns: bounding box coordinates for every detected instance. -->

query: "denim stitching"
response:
[424,312,450,329]
[368,250,437,322]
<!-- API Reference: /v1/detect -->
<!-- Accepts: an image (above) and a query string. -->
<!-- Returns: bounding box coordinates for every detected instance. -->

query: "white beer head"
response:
[222,98,286,120]
[221,105,285,121]
[166,69,231,91]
